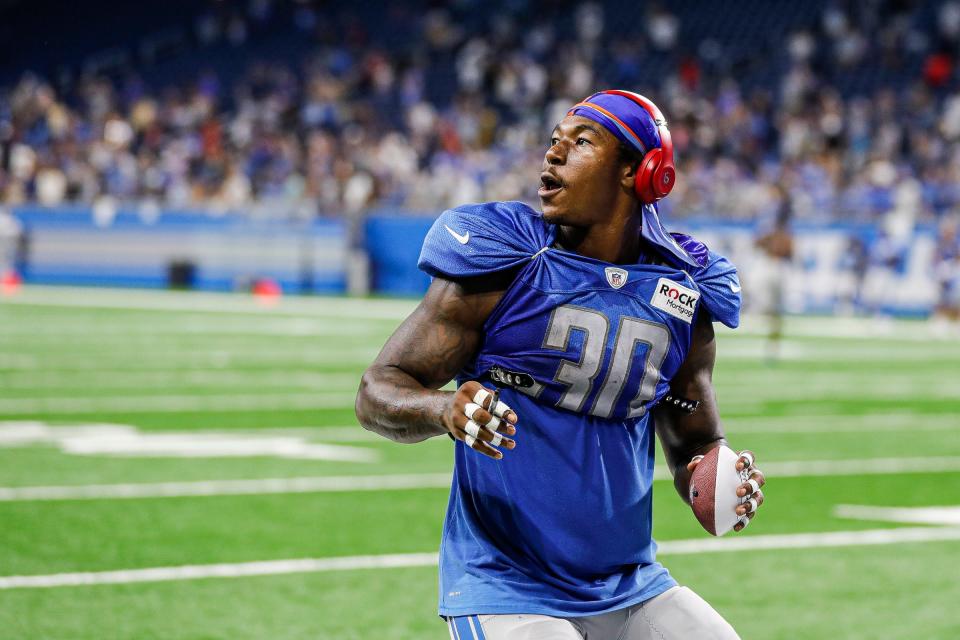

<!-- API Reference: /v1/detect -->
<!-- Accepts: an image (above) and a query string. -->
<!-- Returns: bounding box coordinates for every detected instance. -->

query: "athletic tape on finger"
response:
[472,389,492,408]
[491,399,513,419]
[738,515,751,529]
[464,420,481,439]
[465,434,476,447]
[485,415,501,431]
[490,432,503,447]
[739,451,755,468]
[747,497,758,513]
[464,402,482,421]
[746,478,761,495]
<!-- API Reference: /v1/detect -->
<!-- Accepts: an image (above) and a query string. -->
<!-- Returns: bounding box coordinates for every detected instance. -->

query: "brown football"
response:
[688,445,749,536]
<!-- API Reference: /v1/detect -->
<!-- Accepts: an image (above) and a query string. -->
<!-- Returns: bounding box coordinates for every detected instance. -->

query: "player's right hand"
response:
[442,381,518,460]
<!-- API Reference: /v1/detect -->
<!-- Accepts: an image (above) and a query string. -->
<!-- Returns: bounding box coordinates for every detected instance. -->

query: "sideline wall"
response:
[6,206,939,316]
[10,206,347,293]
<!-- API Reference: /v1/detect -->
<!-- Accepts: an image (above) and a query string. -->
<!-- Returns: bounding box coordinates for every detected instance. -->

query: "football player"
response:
[754,185,795,362]
[356,90,766,639]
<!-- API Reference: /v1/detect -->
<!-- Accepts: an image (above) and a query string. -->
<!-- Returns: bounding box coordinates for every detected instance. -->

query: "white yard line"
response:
[0,392,359,414]
[0,553,442,590]
[0,371,361,390]
[0,376,954,415]
[657,526,960,554]
[2,526,959,590]
[834,504,960,526]
[1,286,417,320]
[0,349,381,370]
[724,412,960,434]
[0,319,393,337]
[744,456,960,477]
[2,456,959,502]
[717,345,960,362]
[5,286,960,342]
[0,473,454,501]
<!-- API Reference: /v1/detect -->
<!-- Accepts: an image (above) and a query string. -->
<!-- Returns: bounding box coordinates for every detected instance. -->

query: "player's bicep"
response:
[654,312,726,466]
[373,275,502,389]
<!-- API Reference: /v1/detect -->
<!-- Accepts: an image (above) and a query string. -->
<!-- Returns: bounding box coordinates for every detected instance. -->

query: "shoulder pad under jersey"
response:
[672,232,742,329]
[418,201,553,279]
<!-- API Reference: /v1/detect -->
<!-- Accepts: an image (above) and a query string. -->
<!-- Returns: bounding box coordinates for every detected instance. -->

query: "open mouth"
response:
[538,172,564,198]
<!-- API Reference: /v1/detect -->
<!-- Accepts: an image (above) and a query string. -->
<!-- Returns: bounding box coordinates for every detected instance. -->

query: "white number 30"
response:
[543,305,670,419]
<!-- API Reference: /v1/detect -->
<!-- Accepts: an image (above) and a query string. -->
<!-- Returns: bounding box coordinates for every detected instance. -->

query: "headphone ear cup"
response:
[652,163,676,200]
[634,148,663,204]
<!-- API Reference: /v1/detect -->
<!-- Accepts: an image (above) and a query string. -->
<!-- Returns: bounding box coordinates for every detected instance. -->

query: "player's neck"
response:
[557,210,643,264]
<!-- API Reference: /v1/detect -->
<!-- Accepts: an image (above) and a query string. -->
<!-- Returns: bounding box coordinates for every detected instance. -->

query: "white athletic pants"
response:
[447,586,740,640]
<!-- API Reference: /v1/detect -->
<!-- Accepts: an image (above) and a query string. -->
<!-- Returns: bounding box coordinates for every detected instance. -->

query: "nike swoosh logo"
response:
[444,225,470,244]
[729,282,742,293]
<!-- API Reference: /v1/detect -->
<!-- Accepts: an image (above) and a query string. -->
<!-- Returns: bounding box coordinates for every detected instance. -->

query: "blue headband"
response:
[567,92,661,154]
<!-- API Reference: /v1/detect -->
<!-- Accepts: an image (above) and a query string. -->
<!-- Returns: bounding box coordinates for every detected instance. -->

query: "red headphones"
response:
[598,90,676,204]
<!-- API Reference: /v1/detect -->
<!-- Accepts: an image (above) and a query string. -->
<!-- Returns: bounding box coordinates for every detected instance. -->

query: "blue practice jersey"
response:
[417,201,741,618]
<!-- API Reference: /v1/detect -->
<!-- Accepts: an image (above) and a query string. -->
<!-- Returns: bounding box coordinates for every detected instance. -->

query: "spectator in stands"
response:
[934,216,960,322]
[0,0,957,224]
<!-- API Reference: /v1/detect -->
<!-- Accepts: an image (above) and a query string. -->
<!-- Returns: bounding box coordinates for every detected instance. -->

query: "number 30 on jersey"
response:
[542,305,671,419]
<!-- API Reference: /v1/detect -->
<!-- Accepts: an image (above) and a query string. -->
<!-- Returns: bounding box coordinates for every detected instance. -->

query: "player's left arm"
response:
[653,311,766,532]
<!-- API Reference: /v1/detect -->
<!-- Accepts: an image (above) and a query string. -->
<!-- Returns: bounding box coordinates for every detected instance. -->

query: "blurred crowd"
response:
[2,0,960,225]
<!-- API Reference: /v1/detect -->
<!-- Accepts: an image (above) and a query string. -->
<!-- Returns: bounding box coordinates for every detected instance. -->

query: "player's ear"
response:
[620,160,638,191]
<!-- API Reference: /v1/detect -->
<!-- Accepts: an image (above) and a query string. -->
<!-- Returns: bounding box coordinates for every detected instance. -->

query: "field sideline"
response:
[1,286,958,639]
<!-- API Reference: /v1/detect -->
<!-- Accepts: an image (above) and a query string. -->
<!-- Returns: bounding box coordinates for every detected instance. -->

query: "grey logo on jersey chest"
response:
[604,267,628,289]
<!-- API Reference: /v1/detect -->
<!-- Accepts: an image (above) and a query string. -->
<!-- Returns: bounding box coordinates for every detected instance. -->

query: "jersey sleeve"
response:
[693,251,742,328]
[668,232,741,328]
[417,201,551,279]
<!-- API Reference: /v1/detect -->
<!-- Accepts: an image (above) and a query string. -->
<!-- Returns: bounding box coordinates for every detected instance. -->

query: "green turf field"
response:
[0,286,958,639]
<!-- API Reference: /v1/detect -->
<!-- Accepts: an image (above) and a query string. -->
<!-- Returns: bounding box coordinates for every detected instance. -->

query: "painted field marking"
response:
[0,286,418,320]
[0,422,379,462]
[835,504,960,526]
[0,347,382,371]
[0,392,359,414]
[0,371,362,390]
[2,456,959,502]
[0,320,392,338]
[2,526,958,590]
[0,473,454,501]
[737,456,960,478]
[717,379,960,401]
[717,344,960,362]
[658,526,960,555]
[0,410,949,445]
[0,553,442,590]
[0,365,955,412]
[725,412,960,434]
[6,286,960,343]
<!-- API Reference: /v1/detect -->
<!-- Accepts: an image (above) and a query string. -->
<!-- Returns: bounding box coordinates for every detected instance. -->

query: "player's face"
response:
[539,115,630,225]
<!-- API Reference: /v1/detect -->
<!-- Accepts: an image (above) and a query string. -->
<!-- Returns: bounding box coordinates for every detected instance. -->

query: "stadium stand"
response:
[0,0,958,317]
[1,0,959,222]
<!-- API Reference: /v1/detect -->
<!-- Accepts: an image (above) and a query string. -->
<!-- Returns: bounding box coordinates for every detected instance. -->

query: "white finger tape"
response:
[490,432,503,447]
[464,420,481,438]
[473,389,492,408]
[491,400,513,418]
[486,415,501,431]
[738,515,751,529]
[746,478,760,495]
[464,434,476,448]
[747,497,758,513]
[464,402,482,421]
[739,451,755,468]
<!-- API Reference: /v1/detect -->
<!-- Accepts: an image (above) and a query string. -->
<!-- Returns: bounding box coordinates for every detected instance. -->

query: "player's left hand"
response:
[732,450,764,532]
[687,449,765,533]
